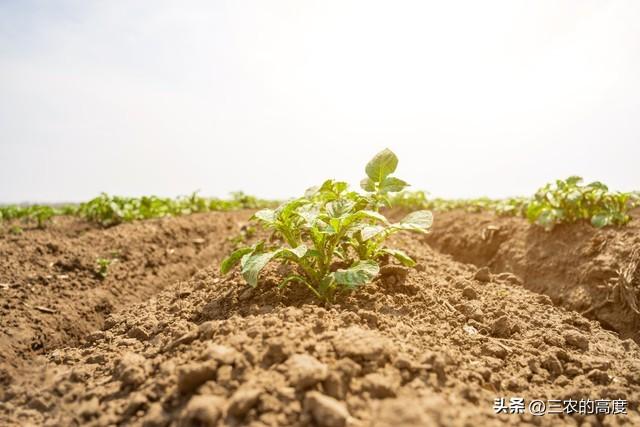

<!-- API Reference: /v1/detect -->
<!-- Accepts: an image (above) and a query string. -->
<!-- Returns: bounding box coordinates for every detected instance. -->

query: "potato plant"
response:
[221,149,433,301]
[526,176,633,230]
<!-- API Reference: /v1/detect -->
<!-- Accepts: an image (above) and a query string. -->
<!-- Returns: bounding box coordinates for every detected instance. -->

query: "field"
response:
[1,154,639,426]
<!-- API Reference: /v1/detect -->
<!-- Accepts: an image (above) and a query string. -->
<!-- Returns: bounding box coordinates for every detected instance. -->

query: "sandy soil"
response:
[0,211,639,426]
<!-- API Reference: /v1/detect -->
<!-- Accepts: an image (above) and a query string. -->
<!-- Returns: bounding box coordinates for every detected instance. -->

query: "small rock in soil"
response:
[227,388,262,418]
[201,343,238,365]
[305,391,350,427]
[142,403,170,427]
[491,316,512,338]
[114,352,147,388]
[462,286,479,300]
[542,354,563,377]
[332,326,392,362]
[128,326,150,341]
[586,369,610,385]
[474,267,491,282]
[286,354,328,389]
[262,337,294,366]
[179,394,224,427]
[361,372,399,398]
[563,330,589,351]
[176,362,218,393]
[323,371,348,399]
[481,342,508,359]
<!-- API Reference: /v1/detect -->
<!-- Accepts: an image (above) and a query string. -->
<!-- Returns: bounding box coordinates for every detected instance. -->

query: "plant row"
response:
[0,192,277,227]
[389,178,639,230]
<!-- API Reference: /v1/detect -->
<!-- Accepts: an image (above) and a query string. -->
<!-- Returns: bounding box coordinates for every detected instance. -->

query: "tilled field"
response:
[1,211,639,426]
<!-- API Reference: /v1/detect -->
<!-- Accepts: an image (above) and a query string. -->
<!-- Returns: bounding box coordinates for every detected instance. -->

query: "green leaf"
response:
[360,178,376,192]
[276,198,309,219]
[281,244,308,259]
[365,148,398,183]
[326,199,355,218]
[241,252,277,287]
[591,214,609,228]
[253,209,276,224]
[240,244,307,287]
[360,225,385,241]
[381,248,416,267]
[379,177,408,193]
[348,210,390,226]
[220,246,255,274]
[334,260,380,289]
[395,210,433,232]
[318,180,349,198]
[297,204,320,226]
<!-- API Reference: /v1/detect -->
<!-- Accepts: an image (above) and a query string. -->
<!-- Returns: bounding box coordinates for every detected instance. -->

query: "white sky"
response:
[1,0,639,203]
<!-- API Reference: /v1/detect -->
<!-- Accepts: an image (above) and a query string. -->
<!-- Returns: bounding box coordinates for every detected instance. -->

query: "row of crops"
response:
[1,178,638,231]
[389,177,640,230]
[0,192,277,227]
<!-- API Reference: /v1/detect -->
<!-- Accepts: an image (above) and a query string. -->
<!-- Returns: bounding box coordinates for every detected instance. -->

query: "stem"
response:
[303,281,323,300]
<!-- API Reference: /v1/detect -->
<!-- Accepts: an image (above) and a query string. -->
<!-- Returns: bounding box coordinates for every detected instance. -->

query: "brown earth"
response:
[0,211,253,397]
[1,211,640,426]
[423,208,640,343]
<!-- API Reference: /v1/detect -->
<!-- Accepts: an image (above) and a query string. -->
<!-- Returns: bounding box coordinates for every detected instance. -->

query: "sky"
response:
[1,0,639,203]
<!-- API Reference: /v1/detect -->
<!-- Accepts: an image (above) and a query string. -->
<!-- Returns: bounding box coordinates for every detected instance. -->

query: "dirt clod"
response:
[563,330,590,351]
[462,286,479,300]
[180,395,224,427]
[177,362,218,393]
[491,315,512,338]
[304,391,350,427]
[286,354,328,389]
[360,372,399,398]
[227,388,262,418]
[474,267,491,282]
[332,327,392,362]
[114,352,147,388]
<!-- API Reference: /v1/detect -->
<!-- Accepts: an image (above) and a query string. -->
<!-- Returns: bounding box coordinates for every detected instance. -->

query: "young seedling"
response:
[220,148,433,301]
[95,257,113,279]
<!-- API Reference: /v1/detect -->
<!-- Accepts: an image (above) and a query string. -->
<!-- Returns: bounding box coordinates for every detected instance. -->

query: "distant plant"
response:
[9,225,23,235]
[526,176,633,230]
[28,206,56,228]
[227,225,257,249]
[221,149,433,301]
[95,257,113,279]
